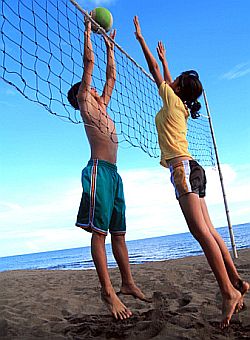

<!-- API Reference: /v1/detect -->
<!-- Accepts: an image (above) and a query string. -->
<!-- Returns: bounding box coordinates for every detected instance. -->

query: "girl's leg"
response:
[111,234,148,301]
[178,193,241,328]
[200,198,249,297]
[91,231,132,320]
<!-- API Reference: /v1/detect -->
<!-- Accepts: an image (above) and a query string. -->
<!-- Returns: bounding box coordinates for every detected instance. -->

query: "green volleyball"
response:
[91,7,113,33]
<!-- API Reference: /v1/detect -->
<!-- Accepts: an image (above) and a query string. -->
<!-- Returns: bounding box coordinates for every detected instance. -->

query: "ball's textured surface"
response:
[91,7,113,33]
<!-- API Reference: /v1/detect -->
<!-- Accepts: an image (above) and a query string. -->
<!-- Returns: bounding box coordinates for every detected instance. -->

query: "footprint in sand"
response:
[152,291,170,310]
[177,294,200,313]
[178,294,192,307]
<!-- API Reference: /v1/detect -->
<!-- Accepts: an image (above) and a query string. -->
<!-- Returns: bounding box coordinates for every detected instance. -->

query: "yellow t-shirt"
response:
[155,81,192,167]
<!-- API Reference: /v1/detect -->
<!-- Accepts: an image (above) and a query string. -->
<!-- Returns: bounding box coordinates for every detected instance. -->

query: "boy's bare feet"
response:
[118,283,152,302]
[101,288,132,320]
[220,289,242,329]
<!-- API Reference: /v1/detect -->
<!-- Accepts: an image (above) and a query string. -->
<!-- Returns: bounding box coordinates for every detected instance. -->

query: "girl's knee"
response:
[188,223,211,241]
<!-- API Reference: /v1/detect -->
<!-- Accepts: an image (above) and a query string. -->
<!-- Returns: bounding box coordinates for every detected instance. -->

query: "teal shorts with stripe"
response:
[76,159,126,235]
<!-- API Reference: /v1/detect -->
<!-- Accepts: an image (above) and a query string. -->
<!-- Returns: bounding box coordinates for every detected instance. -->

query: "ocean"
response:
[0,223,249,272]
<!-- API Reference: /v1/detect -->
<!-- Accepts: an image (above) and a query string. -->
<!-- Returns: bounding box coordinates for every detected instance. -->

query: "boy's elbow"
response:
[84,58,94,67]
[106,77,116,88]
[107,65,116,79]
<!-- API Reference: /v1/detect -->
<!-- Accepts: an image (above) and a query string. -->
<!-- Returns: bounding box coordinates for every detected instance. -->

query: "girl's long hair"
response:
[178,70,203,119]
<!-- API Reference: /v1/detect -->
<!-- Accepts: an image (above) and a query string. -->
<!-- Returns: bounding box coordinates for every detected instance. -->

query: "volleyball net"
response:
[0,0,215,166]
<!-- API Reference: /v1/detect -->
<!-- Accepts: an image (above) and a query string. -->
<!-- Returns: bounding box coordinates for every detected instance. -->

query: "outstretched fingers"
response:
[84,15,91,33]
[110,29,116,40]
[103,29,116,50]
[157,41,167,63]
[133,15,142,40]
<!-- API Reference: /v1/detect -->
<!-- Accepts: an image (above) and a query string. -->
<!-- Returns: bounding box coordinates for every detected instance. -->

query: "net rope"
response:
[0,0,215,166]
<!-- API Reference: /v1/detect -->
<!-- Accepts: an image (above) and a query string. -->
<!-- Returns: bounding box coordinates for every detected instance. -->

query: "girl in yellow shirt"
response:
[133,15,248,329]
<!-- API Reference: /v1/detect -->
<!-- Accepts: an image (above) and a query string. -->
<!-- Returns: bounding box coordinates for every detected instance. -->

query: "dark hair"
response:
[67,82,81,110]
[178,70,203,119]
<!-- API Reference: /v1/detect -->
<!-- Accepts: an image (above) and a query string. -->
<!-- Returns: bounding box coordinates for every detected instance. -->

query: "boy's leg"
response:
[111,234,149,301]
[178,193,241,328]
[200,198,249,297]
[91,231,132,320]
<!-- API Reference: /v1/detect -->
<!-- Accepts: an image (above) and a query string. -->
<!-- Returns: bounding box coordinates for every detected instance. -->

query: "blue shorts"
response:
[170,159,207,200]
[76,159,126,235]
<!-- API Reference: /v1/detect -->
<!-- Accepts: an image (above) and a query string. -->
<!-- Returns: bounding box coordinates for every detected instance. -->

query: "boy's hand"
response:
[157,41,166,62]
[103,29,116,50]
[133,16,143,40]
[84,13,92,34]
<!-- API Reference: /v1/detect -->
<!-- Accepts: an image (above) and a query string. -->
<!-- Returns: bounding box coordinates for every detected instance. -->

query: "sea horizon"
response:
[0,222,249,272]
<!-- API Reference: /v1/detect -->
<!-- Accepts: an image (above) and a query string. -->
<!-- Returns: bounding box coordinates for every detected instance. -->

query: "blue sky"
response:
[1,0,250,257]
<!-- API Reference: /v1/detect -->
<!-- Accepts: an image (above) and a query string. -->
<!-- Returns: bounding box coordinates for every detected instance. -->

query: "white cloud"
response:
[0,81,19,106]
[0,187,81,232]
[0,163,249,257]
[77,0,115,10]
[123,163,250,239]
[22,228,90,255]
[221,62,250,80]
[120,166,185,238]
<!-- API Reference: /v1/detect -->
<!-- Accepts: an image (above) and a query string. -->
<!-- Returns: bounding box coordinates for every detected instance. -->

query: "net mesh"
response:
[0,0,215,166]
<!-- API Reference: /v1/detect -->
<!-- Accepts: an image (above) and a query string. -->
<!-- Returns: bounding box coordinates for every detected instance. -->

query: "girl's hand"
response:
[133,16,143,40]
[157,41,166,62]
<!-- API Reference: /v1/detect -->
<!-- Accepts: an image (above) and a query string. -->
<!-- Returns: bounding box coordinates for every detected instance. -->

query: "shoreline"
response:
[0,249,249,339]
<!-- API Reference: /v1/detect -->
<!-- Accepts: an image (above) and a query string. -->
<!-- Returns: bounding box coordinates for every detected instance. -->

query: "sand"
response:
[0,249,249,340]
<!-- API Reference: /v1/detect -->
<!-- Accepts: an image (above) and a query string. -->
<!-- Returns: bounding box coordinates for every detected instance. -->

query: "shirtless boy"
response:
[67,18,147,320]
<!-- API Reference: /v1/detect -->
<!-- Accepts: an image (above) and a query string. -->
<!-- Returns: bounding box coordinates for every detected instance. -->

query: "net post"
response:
[202,89,238,258]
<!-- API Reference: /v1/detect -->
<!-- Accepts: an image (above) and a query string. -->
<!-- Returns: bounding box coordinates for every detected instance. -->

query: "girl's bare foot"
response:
[220,289,242,329]
[235,279,249,297]
[118,284,151,302]
[101,288,132,320]
[234,279,249,313]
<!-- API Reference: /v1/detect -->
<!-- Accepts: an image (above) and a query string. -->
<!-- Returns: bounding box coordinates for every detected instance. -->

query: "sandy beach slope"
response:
[0,249,249,339]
